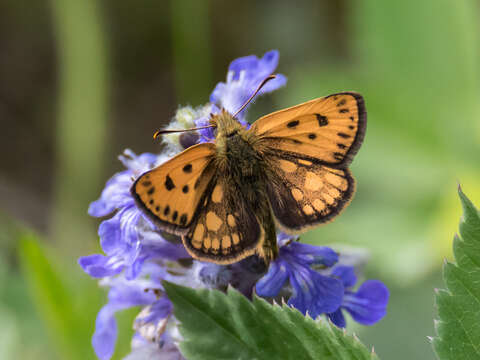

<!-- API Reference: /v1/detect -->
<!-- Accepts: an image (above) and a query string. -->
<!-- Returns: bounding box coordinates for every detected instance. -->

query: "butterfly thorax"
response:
[212,110,261,176]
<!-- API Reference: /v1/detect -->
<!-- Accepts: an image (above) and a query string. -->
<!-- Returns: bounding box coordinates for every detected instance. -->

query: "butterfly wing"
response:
[264,154,355,232]
[131,143,216,235]
[251,92,366,167]
[182,176,262,264]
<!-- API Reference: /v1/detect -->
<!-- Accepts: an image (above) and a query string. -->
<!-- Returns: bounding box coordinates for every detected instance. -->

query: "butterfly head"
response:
[209,109,246,140]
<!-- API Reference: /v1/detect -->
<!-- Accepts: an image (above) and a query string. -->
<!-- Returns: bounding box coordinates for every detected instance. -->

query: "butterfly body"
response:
[212,110,280,261]
[132,92,366,265]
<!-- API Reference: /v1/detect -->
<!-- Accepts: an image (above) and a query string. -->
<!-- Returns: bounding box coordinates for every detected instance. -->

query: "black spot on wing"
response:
[165,175,175,190]
[183,164,192,173]
[182,185,189,193]
[287,120,300,128]
[316,114,328,126]
[308,133,317,140]
[147,187,155,195]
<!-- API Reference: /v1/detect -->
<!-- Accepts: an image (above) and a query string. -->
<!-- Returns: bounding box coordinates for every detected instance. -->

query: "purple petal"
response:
[276,232,294,246]
[135,295,173,325]
[286,242,338,267]
[328,309,347,328]
[88,171,133,217]
[343,280,389,325]
[92,284,157,360]
[139,237,190,261]
[119,205,142,246]
[125,252,145,280]
[331,265,357,289]
[119,150,157,175]
[198,263,232,288]
[258,74,287,94]
[78,254,124,278]
[193,115,215,142]
[98,215,123,254]
[288,266,344,316]
[209,50,286,121]
[92,305,118,360]
[228,55,259,79]
[88,150,158,218]
[194,104,220,143]
[255,260,289,297]
[259,50,279,74]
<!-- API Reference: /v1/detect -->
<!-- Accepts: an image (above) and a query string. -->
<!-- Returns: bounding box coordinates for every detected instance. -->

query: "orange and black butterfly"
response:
[131,81,366,265]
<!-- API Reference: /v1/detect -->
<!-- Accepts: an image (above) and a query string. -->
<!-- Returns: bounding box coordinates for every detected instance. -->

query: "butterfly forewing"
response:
[183,177,261,264]
[251,92,366,167]
[131,143,216,235]
[265,154,355,232]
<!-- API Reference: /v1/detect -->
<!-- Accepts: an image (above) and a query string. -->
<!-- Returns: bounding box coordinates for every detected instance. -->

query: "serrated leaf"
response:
[164,281,378,360]
[432,188,480,359]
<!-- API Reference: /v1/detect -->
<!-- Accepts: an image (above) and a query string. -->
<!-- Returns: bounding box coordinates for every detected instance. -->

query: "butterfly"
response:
[131,85,366,265]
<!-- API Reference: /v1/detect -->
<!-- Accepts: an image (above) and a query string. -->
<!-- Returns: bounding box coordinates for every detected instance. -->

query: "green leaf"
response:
[164,281,378,360]
[18,233,107,360]
[432,187,480,359]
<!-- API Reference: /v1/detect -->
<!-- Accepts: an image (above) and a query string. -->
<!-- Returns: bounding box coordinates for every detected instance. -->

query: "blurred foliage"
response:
[49,0,110,254]
[0,0,479,359]
[18,232,137,360]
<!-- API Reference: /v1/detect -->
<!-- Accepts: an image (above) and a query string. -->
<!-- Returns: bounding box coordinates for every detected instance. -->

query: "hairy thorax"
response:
[213,111,263,178]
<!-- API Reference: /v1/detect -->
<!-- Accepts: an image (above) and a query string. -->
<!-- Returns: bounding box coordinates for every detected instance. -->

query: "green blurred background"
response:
[1,0,479,359]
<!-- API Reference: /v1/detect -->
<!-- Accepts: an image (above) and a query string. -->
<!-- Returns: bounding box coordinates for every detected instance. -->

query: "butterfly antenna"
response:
[153,124,216,139]
[232,74,277,118]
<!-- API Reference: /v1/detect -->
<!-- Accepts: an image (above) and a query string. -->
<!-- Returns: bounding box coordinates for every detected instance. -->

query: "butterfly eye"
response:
[179,132,200,149]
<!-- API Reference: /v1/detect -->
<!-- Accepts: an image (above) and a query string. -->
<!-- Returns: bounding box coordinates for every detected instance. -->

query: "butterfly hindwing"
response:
[252,92,366,167]
[182,176,262,264]
[265,153,355,232]
[131,143,216,235]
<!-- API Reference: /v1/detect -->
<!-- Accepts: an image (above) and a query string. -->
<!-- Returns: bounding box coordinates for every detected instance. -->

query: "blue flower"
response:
[79,150,189,280]
[327,265,389,328]
[90,260,186,360]
[195,50,287,142]
[92,276,161,360]
[256,239,344,317]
